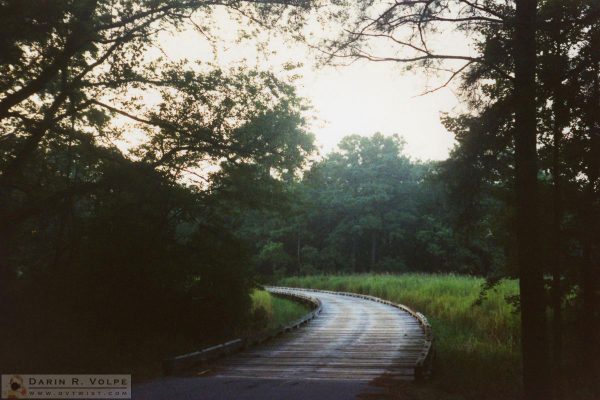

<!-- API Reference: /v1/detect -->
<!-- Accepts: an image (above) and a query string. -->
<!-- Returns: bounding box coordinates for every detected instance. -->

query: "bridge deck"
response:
[213,289,426,381]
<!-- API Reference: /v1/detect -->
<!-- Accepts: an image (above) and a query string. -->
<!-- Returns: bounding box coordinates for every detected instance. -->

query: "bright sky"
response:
[153,9,469,161]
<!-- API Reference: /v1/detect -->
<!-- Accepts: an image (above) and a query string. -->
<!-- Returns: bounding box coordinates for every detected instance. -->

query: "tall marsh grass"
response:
[280,274,522,400]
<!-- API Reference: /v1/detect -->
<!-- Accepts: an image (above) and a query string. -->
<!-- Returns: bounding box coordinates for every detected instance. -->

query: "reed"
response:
[280,274,522,400]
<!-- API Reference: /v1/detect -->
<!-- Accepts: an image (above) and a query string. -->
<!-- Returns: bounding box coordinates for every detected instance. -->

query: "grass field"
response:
[279,274,521,400]
[250,289,311,331]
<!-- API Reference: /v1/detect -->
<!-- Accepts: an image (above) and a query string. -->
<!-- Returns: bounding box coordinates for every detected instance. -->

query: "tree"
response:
[0,0,318,373]
[0,0,313,292]
[431,1,600,396]
[512,1,550,398]
[315,1,552,396]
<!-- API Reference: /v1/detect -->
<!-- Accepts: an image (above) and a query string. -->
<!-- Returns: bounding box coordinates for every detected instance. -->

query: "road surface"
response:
[134,288,427,400]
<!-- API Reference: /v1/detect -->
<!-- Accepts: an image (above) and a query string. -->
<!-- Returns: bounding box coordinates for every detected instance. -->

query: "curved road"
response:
[134,288,427,400]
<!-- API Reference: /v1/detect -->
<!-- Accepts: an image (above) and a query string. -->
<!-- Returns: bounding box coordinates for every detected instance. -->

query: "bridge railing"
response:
[162,288,322,375]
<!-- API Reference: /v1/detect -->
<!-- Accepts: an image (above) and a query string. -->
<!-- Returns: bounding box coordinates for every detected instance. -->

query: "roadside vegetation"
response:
[1,288,312,382]
[249,290,311,332]
[129,290,310,380]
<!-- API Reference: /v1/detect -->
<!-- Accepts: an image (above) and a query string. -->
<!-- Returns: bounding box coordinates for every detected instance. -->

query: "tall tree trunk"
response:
[370,231,377,271]
[551,102,563,396]
[550,17,565,395]
[0,223,12,314]
[352,236,357,272]
[514,1,551,399]
[297,233,301,274]
[582,28,600,387]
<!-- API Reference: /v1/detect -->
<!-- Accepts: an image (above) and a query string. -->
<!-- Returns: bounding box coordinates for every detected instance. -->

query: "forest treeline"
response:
[0,0,598,398]
[245,133,505,278]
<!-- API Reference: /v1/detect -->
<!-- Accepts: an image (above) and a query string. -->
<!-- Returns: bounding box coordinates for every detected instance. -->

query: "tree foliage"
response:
[243,133,507,280]
[0,0,316,372]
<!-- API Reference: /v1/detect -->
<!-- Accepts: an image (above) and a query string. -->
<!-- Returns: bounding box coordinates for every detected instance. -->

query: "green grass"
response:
[250,289,311,331]
[279,274,521,400]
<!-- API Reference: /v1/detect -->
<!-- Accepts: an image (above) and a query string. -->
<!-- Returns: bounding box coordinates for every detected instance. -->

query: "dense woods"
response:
[244,133,506,278]
[1,0,599,399]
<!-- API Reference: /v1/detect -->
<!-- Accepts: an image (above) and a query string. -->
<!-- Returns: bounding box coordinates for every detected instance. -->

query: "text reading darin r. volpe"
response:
[1,375,131,399]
